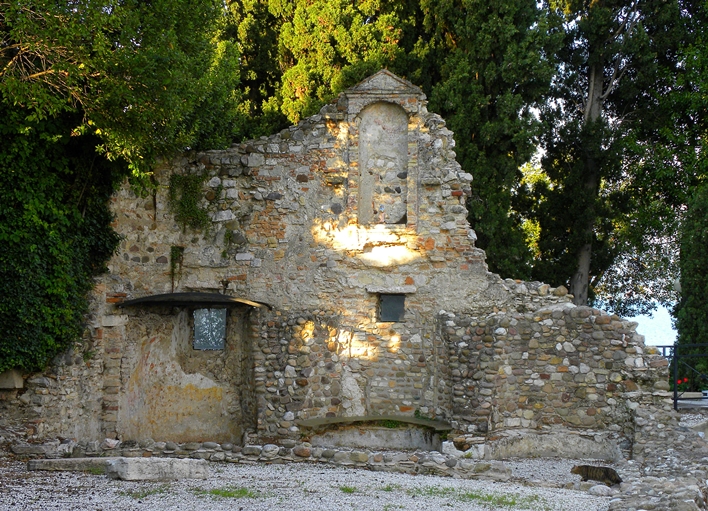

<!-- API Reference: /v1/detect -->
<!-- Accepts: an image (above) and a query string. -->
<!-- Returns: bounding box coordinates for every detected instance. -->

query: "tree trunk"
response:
[570,60,604,305]
[571,239,593,305]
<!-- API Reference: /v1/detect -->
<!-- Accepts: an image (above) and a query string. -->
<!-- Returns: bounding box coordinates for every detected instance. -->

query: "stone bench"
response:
[296,415,452,451]
[295,414,452,432]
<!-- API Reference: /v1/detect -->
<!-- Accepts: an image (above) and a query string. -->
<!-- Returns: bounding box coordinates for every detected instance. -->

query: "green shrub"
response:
[168,173,212,232]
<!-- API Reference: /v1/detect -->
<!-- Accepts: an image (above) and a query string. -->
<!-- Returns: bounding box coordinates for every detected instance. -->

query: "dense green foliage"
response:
[526,0,701,313]
[275,0,415,122]
[0,108,123,373]
[225,0,287,138]
[423,0,559,279]
[2,0,243,170]
[0,0,242,373]
[674,184,708,387]
[225,0,428,138]
[673,8,708,383]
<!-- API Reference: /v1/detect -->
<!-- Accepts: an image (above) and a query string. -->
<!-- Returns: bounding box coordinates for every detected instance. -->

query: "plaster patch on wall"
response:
[119,311,240,443]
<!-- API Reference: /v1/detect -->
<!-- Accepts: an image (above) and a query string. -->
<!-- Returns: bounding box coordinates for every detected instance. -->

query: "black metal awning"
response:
[118,292,271,309]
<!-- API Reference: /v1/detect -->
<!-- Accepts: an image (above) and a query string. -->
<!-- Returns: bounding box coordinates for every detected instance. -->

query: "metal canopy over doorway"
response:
[118,292,271,309]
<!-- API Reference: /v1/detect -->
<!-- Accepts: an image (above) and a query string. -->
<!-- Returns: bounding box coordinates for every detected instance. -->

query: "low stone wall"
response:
[249,308,451,442]
[11,439,512,482]
[0,313,105,444]
[443,301,669,441]
[245,280,591,444]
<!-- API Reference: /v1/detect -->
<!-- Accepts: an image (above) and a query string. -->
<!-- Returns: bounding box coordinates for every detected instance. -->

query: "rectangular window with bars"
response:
[193,308,226,350]
[379,294,405,322]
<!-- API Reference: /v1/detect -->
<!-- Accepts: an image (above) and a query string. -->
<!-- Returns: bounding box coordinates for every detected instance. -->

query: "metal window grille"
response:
[193,308,226,350]
[379,294,405,322]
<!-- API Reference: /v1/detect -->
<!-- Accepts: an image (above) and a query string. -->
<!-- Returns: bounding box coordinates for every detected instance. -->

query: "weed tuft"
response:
[119,485,169,500]
[381,483,401,492]
[379,419,402,428]
[408,486,549,509]
[192,486,259,499]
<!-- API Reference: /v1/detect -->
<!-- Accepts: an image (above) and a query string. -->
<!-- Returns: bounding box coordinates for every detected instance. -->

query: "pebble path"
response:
[0,457,610,511]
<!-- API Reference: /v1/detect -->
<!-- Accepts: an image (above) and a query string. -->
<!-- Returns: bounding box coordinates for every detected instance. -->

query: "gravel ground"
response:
[0,457,611,511]
[679,412,708,428]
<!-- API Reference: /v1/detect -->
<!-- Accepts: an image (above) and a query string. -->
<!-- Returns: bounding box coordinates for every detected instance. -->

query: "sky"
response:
[627,304,676,346]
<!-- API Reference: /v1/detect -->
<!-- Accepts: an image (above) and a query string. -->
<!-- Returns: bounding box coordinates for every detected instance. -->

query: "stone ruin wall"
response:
[442,290,672,457]
[0,72,673,458]
[89,73,499,445]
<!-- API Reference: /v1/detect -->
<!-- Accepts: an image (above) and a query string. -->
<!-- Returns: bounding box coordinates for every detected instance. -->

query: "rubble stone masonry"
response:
[0,72,673,459]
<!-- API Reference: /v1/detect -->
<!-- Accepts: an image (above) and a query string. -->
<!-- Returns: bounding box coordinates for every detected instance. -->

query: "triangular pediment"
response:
[346,69,423,96]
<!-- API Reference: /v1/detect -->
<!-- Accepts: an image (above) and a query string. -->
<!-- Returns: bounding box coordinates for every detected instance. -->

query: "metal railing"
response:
[656,344,708,410]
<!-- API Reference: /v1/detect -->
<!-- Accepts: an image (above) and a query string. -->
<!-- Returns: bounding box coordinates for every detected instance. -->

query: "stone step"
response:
[28,458,120,474]
[28,457,209,481]
[106,457,209,481]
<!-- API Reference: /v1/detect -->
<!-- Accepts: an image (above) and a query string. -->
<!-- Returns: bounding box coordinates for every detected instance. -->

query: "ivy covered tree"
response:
[0,0,242,373]
[0,108,123,373]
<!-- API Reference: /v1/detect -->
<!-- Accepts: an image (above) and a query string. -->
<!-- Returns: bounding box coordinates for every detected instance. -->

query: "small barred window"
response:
[193,308,226,350]
[379,294,405,322]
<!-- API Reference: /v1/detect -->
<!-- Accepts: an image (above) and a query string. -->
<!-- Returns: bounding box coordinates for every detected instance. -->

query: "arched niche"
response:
[357,102,409,225]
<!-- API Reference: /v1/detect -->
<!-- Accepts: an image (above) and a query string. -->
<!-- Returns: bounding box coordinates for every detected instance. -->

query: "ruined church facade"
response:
[1,72,668,455]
